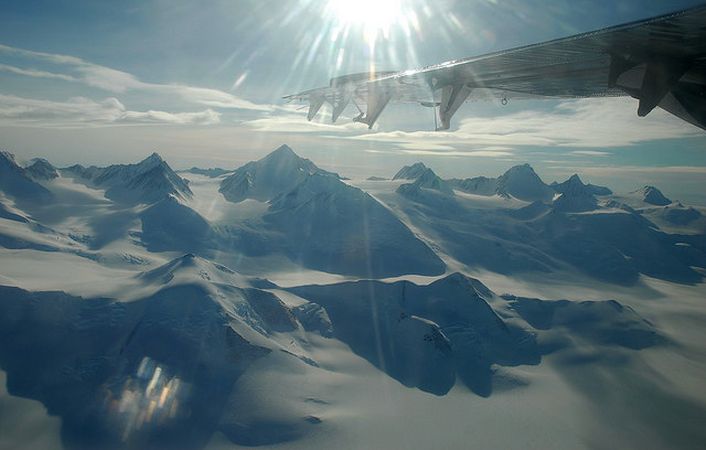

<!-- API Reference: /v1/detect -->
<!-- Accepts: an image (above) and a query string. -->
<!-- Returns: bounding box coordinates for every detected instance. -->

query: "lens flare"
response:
[326,0,405,48]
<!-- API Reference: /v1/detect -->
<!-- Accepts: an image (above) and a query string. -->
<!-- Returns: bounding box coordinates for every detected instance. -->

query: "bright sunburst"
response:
[326,0,411,48]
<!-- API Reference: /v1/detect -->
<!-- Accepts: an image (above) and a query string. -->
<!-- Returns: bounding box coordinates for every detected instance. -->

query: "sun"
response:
[326,0,408,48]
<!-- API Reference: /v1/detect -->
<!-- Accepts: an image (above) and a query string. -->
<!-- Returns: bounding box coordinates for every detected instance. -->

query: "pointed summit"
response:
[496,164,554,202]
[131,152,166,174]
[393,162,428,180]
[552,181,598,212]
[25,158,58,180]
[266,144,297,159]
[397,167,454,197]
[219,144,340,203]
[554,174,589,195]
[634,185,671,206]
[552,174,612,196]
[65,153,191,204]
[146,151,163,161]
[141,152,164,165]
[567,174,582,184]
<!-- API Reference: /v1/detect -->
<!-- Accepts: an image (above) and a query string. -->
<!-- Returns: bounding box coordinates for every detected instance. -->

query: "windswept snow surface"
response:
[1,146,706,450]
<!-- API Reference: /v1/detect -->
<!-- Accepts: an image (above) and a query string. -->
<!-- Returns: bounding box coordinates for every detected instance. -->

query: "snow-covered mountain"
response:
[291,271,660,396]
[552,174,612,196]
[264,172,446,277]
[657,202,703,225]
[550,174,598,212]
[63,152,192,204]
[382,165,705,283]
[1,146,705,450]
[219,144,339,203]
[392,162,429,180]
[397,167,455,198]
[495,164,555,201]
[632,185,672,205]
[449,164,554,201]
[24,158,58,181]
[447,175,497,195]
[0,254,319,448]
[0,151,53,204]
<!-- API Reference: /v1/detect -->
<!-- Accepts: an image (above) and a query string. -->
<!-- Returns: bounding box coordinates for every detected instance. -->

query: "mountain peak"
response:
[397,167,455,198]
[0,150,17,165]
[0,150,53,203]
[262,145,303,166]
[503,163,536,176]
[497,163,553,202]
[393,162,429,180]
[25,158,58,180]
[72,153,191,204]
[567,174,583,184]
[139,152,165,166]
[635,185,671,206]
[220,145,339,204]
[554,174,612,197]
[269,144,296,157]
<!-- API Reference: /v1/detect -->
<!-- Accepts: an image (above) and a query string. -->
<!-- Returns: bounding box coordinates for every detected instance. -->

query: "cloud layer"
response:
[348,97,700,151]
[0,94,220,127]
[0,43,270,127]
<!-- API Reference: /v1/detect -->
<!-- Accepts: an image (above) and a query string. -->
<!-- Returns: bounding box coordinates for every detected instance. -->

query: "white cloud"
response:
[365,148,514,157]
[0,63,77,82]
[0,43,270,112]
[348,97,701,150]
[570,150,611,156]
[403,149,514,157]
[242,108,366,133]
[0,94,220,127]
[546,164,706,176]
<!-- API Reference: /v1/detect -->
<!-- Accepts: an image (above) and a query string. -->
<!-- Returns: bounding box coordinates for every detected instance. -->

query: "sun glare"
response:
[326,0,407,48]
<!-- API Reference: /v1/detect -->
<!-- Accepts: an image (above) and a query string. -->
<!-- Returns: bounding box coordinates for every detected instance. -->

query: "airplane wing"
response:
[284,4,706,131]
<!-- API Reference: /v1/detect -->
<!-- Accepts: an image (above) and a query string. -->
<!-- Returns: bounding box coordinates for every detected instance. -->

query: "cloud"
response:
[0,63,77,82]
[365,148,514,157]
[348,97,701,150]
[546,164,706,176]
[0,94,220,127]
[570,150,611,156]
[0,43,270,112]
[242,107,366,133]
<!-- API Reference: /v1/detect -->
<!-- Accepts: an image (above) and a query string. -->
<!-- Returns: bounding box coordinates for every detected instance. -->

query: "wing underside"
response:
[285,5,706,131]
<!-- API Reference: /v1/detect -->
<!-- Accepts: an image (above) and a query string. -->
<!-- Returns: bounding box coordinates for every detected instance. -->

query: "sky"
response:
[1,0,705,203]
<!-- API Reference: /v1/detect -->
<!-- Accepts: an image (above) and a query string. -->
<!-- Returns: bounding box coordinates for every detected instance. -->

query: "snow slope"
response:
[264,172,446,277]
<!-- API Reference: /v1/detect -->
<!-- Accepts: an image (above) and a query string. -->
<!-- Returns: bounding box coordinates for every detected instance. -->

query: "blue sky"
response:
[1,0,705,203]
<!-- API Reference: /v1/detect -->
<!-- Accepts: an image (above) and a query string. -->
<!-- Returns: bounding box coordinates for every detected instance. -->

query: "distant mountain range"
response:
[0,147,704,284]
